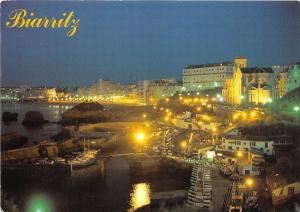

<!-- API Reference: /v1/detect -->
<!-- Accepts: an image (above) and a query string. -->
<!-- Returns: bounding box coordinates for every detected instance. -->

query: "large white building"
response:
[182,60,236,91]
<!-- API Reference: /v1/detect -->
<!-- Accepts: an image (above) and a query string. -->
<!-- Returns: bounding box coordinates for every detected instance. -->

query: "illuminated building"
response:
[137,80,152,105]
[77,87,90,97]
[182,58,239,91]
[278,69,289,98]
[272,65,289,99]
[124,84,138,101]
[222,57,247,105]
[222,57,276,105]
[44,88,57,99]
[0,87,24,101]
[89,79,124,97]
[147,79,182,104]
[241,67,276,104]
[248,87,271,105]
[24,87,48,100]
[76,79,126,99]
[137,78,181,105]
[219,135,275,156]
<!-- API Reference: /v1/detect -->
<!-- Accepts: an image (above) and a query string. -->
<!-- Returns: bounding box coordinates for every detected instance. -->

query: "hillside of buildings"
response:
[272,86,300,119]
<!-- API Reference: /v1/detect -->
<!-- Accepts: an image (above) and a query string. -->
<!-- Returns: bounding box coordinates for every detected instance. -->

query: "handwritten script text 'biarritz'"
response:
[6,9,80,37]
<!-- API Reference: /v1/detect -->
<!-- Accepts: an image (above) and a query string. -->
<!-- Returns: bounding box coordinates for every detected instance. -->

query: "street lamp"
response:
[135,131,146,152]
[142,113,147,123]
[211,127,217,145]
[135,132,145,143]
[246,178,253,187]
[181,141,187,157]
[242,112,247,118]
[246,177,253,196]
[235,151,243,177]
[233,114,239,121]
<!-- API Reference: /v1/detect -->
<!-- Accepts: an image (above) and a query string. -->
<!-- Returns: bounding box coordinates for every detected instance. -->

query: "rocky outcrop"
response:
[1,141,59,164]
[51,129,71,142]
[2,112,18,123]
[73,102,104,112]
[1,132,28,151]
[22,111,45,127]
[60,102,107,125]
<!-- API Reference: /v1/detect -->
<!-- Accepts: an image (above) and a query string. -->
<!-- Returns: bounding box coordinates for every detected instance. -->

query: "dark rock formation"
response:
[2,112,18,123]
[60,102,107,125]
[73,102,104,112]
[51,129,71,142]
[22,111,45,127]
[1,132,28,151]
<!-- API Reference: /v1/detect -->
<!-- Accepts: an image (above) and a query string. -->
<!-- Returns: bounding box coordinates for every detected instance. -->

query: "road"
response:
[210,164,231,212]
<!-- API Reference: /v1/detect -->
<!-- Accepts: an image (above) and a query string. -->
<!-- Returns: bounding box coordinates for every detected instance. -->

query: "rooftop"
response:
[240,67,274,74]
[235,56,247,59]
[184,62,232,69]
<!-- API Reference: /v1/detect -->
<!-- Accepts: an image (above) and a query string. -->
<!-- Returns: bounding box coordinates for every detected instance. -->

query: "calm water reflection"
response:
[1,102,76,144]
[129,183,151,211]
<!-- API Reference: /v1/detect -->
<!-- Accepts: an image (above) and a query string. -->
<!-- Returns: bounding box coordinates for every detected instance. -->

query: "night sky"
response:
[1,1,300,86]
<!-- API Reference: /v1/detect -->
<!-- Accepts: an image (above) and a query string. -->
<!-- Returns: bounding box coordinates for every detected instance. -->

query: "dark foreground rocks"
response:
[2,112,18,123]
[22,111,46,127]
[1,132,28,151]
[51,129,71,142]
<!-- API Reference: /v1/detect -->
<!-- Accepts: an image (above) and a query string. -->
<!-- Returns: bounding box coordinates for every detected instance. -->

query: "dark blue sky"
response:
[1,1,299,86]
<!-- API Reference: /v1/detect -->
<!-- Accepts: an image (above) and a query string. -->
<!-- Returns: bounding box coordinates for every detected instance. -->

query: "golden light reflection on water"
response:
[129,183,151,211]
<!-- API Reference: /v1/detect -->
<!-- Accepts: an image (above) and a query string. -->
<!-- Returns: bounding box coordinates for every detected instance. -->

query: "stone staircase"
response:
[186,161,212,209]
